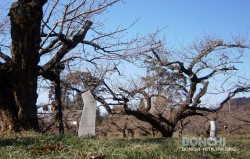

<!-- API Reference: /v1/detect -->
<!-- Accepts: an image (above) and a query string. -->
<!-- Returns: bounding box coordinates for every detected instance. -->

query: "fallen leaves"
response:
[27,143,68,155]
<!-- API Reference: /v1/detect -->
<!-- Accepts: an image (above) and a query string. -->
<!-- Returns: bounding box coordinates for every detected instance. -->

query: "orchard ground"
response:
[0,132,249,159]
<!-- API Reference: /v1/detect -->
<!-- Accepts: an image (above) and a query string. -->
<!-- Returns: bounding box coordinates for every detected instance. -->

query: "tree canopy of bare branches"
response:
[85,35,250,137]
[0,0,147,132]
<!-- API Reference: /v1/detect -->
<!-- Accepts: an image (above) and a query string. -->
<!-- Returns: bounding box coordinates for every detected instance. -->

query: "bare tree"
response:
[0,0,142,132]
[91,36,250,137]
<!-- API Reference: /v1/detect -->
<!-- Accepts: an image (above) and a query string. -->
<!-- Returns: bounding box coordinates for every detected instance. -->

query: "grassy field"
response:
[0,132,249,159]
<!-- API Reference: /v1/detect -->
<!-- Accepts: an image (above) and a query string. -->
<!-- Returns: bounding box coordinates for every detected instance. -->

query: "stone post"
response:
[78,91,97,137]
[210,120,217,140]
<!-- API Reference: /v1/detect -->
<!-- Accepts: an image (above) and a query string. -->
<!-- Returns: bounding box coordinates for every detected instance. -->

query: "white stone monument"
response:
[78,91,97,137]
[210,120,217,140]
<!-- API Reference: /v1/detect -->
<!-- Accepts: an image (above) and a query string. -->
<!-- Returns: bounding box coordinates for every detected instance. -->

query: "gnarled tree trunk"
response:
[0,0,44,131]
[124,109,176,137]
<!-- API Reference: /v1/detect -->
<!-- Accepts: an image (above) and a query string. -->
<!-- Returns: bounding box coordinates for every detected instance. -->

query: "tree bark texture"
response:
[0,1,43,131]
[0,70,19,131]
[124,109,175,137]
[53,69,64,134]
